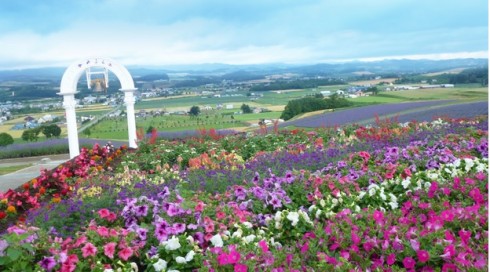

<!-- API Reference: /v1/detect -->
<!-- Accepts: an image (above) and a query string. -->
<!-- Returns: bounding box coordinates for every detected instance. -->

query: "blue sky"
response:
[0,0,487,69]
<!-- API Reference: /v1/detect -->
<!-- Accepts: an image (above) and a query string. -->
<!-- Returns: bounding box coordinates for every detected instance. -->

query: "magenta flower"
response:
[258,240,269,253]
[387,253,396,265]
[372,210,384,224]
[417,250,430,263]
[104,242,116,259]
[228,250,241,264]
[217,253,229,266]
[81,242,97,258]
[234,263,248,272]
[403,257,416,269]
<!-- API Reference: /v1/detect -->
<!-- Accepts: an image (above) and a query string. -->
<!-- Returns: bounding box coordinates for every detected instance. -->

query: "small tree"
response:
[241,103,252,113]
[21,129,39,142]
[0,132,14,147]
[82,128,91,137]
[41,124,61,138]
[189,106,200,117]
[367,86,379,96]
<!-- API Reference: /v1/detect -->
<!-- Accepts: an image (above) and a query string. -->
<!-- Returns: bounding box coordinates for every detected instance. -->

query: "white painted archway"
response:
[59,57,138,158]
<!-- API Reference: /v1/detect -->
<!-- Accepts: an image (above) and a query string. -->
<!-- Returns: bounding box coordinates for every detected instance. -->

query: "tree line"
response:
[249,78,345,92]
[280,94,352,120]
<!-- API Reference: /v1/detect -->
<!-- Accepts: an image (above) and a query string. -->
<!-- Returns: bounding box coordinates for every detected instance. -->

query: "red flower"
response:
[0,211,6,220]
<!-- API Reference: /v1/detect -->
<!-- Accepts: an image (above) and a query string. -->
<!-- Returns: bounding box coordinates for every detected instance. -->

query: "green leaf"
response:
[6,248,21,261]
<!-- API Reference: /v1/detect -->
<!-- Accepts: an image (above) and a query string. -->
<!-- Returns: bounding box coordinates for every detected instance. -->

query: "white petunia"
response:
[369,188,376,196]
[165,236,181,251]
[287,211,300,226]
[242,222,253,229]
[185,250,195,262]
[232,228,243,238]
[380,192,386,201]
[388,202,398,210]
[244,234,256,243]
[464,158,474,172]
[153,259,168,272]
[210,234,223,247]
[389,193,397,203]
[274,211,282,222]
[315,209,322,218]
[319,199,326,207]
[401,178,411,189]
[358,191,366,199]
[355,206,361,213]
[175,256,187,264]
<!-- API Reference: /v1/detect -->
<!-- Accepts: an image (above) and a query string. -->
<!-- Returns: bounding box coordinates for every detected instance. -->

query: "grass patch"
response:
[0,164,33,175]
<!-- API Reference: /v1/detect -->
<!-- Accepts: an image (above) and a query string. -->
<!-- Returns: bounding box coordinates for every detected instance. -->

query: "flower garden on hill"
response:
[0,116,487,271]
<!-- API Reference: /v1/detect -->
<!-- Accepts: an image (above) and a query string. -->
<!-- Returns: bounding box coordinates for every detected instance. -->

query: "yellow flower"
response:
[52,197,61,203]
[0,199,7,204]
[6,205,16,213]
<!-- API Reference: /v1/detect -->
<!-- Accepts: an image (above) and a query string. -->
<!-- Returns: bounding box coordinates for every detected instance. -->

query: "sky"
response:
[0,0,487,69]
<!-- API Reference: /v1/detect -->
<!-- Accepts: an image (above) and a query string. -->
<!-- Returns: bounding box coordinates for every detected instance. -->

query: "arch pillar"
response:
[121,88,138,148]
[62,93,80,158]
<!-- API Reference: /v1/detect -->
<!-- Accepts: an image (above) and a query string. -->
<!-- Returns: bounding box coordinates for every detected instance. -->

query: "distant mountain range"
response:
[0,58,487,82]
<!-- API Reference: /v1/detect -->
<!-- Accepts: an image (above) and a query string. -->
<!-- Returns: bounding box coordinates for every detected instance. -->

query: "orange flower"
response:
[6,205,16,214]
[22,183,30,190]
[39,187,46,195]
[31,178,38,186]
[52,197,61,203]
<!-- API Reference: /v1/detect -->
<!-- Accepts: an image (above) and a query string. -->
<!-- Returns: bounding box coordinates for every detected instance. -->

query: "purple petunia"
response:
[39,256,57,271]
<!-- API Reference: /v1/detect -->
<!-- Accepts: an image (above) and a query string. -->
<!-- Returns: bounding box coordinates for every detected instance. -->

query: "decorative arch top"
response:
[59,57,135,94]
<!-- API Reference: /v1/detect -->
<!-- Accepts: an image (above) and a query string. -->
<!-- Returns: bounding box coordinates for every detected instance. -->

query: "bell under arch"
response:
[59,57,138,158]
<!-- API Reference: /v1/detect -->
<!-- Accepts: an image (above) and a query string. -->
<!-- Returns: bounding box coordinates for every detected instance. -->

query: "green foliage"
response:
[147,125,155,134]
[250,78,345,92]
[82,128,91,137]
[21,128,40,142]
[0,133,14,147]
[189,106,200,116]
[241,103,252,113]
[41,124,61,138]
[366,86,379,95]
[280,94,353,120]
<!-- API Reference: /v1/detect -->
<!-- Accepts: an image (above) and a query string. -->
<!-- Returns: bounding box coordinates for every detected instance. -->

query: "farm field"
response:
[1,85,486,142]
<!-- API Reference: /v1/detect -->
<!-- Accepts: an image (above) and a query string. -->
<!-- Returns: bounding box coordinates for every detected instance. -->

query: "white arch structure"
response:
[59,57,138,158]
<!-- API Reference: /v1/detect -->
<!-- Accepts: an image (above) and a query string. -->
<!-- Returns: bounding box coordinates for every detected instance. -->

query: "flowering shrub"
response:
[0,115,487,271]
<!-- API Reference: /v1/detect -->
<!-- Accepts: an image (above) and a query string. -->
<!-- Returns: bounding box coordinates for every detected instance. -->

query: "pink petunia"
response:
[81,242,97,258]
[417,250,430,263]
[234,263,248,272]
[403,257,415,269]
[258,240,269,253]
[104,242,116,259]
[97,226,109,237]
[118,247,133,261]
[98,208,110,219]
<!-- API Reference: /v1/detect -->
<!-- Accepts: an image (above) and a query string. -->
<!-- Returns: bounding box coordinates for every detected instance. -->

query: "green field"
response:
[87,110,282,140]
[2,85,487,141]
[348,87,488,106]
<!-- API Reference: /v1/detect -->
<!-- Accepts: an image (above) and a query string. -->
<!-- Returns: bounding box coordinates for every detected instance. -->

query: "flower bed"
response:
[0,116,487,271]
